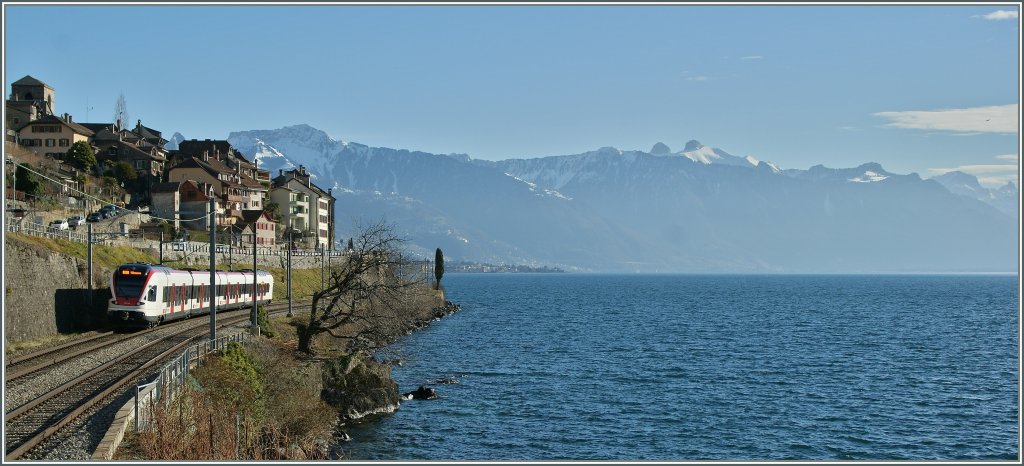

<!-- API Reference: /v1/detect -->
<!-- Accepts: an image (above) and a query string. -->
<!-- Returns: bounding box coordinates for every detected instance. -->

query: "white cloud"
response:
[687,76,710,81]
[996,154,1019,161]
[928,163,1019,188]
[979,10,1018,20]
[874,104,1018,134]
[740,55,763,60]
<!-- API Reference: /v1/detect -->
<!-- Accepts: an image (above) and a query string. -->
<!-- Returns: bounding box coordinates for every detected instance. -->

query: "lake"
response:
[338,273,1019,460]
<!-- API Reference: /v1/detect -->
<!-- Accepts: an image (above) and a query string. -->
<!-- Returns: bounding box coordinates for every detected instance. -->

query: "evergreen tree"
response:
[65,141,97,172]
[113,161,138,183]
[434,248,445,290]
[14,165,42,197]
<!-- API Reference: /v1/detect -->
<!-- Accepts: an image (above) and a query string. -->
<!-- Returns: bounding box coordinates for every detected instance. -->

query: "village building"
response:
[169,139,268,211]
[14,113,94,158]
[271,165,335,250]
[232,209,277,247]
[151,179,223,230]
[5,75,55,139]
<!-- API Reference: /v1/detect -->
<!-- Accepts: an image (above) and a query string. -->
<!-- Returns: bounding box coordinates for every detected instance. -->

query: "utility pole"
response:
[321,243,325,291]
[287,231,293,317]
[251,231,258,329]
[209,197,217,343]
[87,223,93,307]
[228,228,233,271]
[159,230,163,265]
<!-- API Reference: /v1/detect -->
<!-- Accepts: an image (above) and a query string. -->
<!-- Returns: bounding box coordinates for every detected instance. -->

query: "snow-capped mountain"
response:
[931,171,1019,216]
[676,139,756,167]
[226,124,1017,273]
[166,132,185,150]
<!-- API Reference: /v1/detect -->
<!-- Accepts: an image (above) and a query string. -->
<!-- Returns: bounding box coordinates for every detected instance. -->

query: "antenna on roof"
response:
[85,97,94,122]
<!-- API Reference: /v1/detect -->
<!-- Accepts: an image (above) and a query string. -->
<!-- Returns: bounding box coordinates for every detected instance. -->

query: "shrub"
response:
[256,305,276,338]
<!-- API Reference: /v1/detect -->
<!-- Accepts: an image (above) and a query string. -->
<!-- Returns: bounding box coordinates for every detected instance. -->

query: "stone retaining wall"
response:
[3,238,109,342]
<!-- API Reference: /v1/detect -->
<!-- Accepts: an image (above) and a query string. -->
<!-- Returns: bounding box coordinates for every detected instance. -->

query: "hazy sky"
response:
[3,4,1020,186]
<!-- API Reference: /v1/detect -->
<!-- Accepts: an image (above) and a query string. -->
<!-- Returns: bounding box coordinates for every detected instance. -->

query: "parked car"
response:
[86,212,103,223]
[48,219,69,231]
[68,216,85,228]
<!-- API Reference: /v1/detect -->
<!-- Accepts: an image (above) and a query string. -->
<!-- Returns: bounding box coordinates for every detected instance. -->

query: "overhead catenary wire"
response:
[8,161,217,223]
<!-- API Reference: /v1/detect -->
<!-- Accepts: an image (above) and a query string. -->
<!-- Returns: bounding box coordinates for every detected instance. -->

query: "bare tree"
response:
[297,220,425,355]
[113,92,130,130]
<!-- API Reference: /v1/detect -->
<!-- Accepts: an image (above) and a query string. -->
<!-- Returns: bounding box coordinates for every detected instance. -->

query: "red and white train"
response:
[108,263,274,327]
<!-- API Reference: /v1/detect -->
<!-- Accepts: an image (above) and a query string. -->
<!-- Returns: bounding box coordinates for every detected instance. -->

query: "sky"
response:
[3,3,1020,187]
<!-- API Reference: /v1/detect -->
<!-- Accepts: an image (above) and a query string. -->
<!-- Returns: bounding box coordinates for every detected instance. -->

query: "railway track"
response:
[4,301,295,383]
[3,303,300,460]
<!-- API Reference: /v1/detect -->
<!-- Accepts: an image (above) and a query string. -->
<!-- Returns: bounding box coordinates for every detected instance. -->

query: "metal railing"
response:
[5,217,349,259]
[133,330,257,433]
[5,217,90,243]
[167,240,349,258]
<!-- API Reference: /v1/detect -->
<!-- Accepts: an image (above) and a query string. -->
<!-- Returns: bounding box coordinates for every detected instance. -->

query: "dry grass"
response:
[120,339,337,460]
[4,332,93,356]
[6,232,156,269]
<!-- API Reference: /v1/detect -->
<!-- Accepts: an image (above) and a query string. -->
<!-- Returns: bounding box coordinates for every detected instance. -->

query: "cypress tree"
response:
[434,248,444,290]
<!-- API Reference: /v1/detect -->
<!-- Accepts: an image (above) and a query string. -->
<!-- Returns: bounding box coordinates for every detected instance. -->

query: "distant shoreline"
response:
[447,263,565,273]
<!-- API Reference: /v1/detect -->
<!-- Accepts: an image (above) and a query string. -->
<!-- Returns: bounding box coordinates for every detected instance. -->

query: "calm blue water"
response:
[338,274,1019,460]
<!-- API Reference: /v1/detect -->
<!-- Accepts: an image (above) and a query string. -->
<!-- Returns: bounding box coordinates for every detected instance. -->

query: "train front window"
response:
[114,275,146,298]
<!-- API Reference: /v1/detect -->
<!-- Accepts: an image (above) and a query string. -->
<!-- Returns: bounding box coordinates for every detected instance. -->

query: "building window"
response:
[59,139,69,147]
[45,139,55,147]
[136,160,146,170]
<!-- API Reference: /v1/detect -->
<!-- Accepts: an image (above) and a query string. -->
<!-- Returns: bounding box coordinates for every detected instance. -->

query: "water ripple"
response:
[340,274,1019,461]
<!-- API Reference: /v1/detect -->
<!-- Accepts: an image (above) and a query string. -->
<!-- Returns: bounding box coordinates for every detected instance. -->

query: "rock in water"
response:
[402,385,440,400]
[321,354,400,419]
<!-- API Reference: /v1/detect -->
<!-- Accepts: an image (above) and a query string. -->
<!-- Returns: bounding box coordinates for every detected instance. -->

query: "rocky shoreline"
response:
[314,299,463,457]
[112,295,463,461]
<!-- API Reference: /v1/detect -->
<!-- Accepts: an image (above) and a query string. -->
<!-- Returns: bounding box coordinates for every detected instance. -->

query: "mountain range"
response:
[222,124,1018,273]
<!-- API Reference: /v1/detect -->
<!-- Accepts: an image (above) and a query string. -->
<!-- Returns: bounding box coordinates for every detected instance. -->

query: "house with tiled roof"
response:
[78,120,169,203]
[166,139,270,230]
[86,124,167,176]
[232,209,277,247]
[151,179,221,230]
[15,113,94,158]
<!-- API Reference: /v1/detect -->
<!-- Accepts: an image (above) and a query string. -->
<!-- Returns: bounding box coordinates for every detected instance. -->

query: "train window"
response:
[147,286,157,302]
[163,287,169,304]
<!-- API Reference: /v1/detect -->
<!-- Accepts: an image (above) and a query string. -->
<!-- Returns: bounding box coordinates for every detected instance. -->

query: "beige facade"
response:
[271,166,334,249]
[16,115,92,158]
[270,186,311,244]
